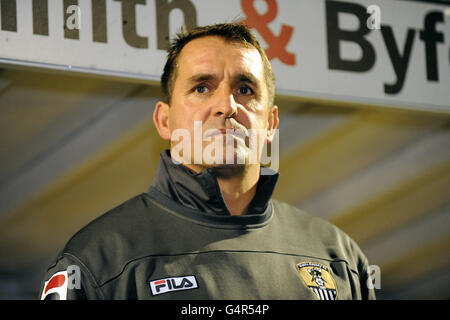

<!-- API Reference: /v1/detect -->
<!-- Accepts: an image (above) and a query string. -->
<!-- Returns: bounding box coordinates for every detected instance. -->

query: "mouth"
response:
[204,128,248,140]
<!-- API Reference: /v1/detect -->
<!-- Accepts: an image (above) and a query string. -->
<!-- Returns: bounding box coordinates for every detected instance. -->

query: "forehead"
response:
[176,36,265,80]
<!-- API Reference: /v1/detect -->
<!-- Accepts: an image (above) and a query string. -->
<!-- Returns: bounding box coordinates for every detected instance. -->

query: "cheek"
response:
[171,96,210,121]
[168,107,187,137]
[168,105,204,140]
[244,107,269,130]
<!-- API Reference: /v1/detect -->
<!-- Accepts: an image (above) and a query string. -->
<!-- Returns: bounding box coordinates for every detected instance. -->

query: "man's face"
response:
[156,36,278,173]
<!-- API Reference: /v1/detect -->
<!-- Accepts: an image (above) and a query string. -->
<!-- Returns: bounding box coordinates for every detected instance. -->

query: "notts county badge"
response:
[296,262,338,300]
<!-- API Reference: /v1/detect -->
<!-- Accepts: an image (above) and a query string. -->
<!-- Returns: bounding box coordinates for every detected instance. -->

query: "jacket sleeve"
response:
[339,225,377,300]
[39,253,103,300]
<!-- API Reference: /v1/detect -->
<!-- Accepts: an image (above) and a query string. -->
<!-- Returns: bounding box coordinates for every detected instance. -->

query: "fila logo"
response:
[149,276,198,296]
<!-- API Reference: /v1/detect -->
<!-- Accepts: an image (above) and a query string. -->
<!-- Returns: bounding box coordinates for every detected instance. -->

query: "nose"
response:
[211,86,238,119]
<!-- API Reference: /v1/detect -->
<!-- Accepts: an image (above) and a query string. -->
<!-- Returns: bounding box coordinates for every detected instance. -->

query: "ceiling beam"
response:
[378,235,450,290]
[331,161,450,245]
[302,126,450,219]
[363,202,450,267]
[0,80,157,219]
[274,110,445,205]
[0,117,166,269]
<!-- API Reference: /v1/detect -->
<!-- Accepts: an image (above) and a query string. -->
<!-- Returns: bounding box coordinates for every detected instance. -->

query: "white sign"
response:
[0,0,449,113]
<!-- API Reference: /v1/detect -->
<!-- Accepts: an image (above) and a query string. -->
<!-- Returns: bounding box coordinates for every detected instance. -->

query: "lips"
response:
[204,128,248,140]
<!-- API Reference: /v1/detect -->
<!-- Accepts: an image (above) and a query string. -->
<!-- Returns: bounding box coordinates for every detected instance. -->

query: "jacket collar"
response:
[149,150,279,216]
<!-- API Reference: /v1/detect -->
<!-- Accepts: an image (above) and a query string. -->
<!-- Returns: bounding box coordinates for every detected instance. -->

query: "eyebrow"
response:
[234,73,259,88]
[187,73,215,83]
[186,72,260,89]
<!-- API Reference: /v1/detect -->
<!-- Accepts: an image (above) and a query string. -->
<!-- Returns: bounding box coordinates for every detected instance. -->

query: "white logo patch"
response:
[41,271,68,300]
[149,276,198,296]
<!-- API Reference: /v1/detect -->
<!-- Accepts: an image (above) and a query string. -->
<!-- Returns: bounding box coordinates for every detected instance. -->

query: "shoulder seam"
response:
[98,249,361,287]
[62,252,106,300]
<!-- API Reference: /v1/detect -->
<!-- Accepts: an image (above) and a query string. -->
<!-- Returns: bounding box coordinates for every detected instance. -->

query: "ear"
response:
[266,105,279,144]
[153,101,171,141]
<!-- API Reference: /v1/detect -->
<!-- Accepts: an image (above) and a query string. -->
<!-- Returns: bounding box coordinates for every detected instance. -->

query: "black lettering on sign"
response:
[114,0,148,49]
[326,0,375,72]
[419,11,444,82]
[155,0,197,50]
[92,0,107,43]
[64,0,79,39]
[380,26,415,95]
[1,0,17,32]
[33,0,49,36]
[325,1,447,95]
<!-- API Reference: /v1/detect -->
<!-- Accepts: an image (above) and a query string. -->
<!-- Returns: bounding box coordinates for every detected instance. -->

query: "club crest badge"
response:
[296,262,338,300]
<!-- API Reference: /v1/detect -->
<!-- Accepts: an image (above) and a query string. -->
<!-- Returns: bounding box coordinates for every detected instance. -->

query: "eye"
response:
[195,85,208,94]
[238,86,253,95]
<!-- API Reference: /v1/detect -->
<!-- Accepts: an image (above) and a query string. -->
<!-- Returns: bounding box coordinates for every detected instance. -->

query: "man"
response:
[39,23,375,300]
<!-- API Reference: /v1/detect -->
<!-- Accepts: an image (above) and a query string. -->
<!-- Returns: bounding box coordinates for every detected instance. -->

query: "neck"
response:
[183,162,260,216]
[214,164,260,216]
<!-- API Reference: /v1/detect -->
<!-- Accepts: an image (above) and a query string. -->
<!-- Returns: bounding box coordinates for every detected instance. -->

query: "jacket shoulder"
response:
[60,193,153,285]
[271,199,370,274]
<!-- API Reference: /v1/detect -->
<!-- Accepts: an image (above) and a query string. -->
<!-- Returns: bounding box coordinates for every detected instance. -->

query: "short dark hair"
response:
[160,23,275,107]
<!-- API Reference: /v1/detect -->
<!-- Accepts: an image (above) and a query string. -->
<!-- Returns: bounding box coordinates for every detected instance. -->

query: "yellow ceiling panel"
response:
[380,235,450,289]
[331,160,450,245]
[275,109,445,205]
[0,117,166,268]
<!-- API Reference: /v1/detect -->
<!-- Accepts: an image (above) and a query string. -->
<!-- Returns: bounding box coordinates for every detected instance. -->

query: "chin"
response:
[208,163,247,178]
